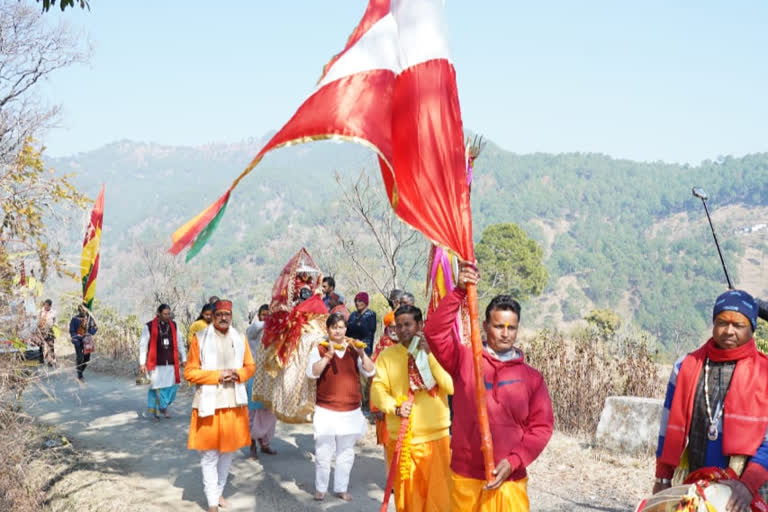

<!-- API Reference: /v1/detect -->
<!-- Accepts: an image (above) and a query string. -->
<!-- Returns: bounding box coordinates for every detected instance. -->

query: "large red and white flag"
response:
[170,0,473,263]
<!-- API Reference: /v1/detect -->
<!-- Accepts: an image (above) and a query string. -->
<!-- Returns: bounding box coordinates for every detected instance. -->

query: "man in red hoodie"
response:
[423,263,553,511]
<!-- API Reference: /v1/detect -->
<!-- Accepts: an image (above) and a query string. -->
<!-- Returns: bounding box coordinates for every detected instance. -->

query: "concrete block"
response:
[595,396,663,454]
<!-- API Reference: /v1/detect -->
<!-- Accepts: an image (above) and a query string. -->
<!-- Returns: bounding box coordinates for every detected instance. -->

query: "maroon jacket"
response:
[423,288,554,482]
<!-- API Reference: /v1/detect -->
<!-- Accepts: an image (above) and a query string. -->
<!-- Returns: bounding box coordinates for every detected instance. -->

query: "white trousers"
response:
[200,450,235,508]
[249,408,277,444]
[314,434,358,493]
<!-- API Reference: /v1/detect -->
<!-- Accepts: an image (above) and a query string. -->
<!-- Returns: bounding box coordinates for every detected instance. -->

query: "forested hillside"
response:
[47,137,768,348]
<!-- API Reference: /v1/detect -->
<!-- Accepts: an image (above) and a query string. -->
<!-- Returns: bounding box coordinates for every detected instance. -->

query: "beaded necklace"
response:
[703,358,725,441]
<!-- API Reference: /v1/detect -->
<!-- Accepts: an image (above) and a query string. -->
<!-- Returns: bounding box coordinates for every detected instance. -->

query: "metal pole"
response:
[700,199,733,289]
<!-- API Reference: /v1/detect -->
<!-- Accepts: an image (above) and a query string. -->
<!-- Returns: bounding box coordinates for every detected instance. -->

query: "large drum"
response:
[635,481,731,512]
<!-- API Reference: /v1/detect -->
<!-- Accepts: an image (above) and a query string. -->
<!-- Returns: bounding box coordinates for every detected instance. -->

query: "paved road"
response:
[24,369,395,511]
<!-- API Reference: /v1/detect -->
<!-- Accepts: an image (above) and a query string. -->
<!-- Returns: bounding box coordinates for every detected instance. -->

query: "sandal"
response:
[259,443,277,455]
[336,492,352,501]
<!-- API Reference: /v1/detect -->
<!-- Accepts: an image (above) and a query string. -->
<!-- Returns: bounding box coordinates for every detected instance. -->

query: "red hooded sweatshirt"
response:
[424,288,554,482]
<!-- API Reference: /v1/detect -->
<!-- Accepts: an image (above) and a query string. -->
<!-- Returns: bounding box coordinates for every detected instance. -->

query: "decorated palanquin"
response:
[262,248,324,373]
[251,248,329,423]
[635,468,768,512]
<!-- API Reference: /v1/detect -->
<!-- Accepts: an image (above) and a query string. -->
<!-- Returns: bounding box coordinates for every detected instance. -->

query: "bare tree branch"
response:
[137,245,201,332]
[0,2,90,167]
[332,169,426,298]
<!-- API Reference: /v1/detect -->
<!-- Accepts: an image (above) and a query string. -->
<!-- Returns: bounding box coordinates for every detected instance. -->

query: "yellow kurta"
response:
[450,472,529,512]
[187,319,209,346]
[372,343,454,512]
[184,332,255,452]
[370,343,453,443]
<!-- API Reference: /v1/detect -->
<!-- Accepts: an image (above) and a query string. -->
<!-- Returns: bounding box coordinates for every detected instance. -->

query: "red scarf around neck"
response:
[146,317,180,384]
[660,338,768,467]
[407,349,438,397]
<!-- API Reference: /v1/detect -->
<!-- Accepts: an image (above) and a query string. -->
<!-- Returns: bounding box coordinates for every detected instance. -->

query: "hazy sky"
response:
[41,1,768,164]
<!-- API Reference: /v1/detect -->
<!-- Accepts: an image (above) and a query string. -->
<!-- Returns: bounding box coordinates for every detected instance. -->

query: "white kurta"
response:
[139,323,187,389]
[245,320,265,356]
[306,346,375,438]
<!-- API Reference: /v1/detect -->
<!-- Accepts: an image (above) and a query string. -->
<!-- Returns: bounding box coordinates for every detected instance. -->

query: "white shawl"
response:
[197,324,248,418]
[408,335,436,390]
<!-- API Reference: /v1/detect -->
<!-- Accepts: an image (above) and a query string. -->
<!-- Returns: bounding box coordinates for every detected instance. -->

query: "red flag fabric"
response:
[170,0,473,262]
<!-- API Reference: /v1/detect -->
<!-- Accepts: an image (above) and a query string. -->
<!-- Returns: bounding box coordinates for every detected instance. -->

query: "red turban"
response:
[214,300,232,312]
[355,292,369,306]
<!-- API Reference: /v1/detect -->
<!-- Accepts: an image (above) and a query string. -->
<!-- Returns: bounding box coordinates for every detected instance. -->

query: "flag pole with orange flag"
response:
[424,135,494,481]
[466,283,495,481]
[168,0,496,483]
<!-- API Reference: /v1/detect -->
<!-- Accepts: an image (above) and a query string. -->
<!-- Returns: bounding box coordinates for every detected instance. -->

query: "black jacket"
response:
[757,296,768,323]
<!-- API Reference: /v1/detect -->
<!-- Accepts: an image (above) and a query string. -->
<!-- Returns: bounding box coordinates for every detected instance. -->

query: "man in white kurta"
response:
[185,300,255,512]
[139,304,187,419]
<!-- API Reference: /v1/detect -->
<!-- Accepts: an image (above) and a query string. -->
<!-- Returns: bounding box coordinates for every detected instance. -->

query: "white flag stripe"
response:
[392,0,452,70]
[318,0,452,90]
[318,14,400,88]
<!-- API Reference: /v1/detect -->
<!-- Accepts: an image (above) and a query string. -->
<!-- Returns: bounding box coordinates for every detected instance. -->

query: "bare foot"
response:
[313,491,325,501]
[218,497,230,508]
[207,507,218,512]
[162,410,171,419]
[336,492,352,501]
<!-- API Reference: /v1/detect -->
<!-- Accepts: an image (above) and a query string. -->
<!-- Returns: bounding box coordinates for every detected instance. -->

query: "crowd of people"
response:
[166,260,555,512]
[31,257,768,511]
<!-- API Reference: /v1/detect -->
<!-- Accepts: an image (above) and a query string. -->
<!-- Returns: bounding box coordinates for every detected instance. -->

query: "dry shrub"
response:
[57,295,141,362]
[0,356,44,510]
[89,302,141,361]
[522,327,664,436]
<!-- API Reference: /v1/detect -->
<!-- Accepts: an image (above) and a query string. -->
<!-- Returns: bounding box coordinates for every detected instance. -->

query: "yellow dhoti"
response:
[386,436,451,512]
[450,471,529,512]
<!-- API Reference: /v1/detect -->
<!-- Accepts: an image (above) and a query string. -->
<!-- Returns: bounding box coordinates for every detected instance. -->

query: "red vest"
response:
[146,318,180,384]
[316,346,361,412]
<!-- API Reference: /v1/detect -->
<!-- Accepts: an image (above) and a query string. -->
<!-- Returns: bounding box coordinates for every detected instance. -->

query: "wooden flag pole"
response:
[380,391,414,512]
[466,282,495,482]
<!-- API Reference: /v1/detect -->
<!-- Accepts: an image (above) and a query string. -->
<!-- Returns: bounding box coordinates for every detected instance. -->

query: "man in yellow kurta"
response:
[184,300,255,512]
[371,304,453,512]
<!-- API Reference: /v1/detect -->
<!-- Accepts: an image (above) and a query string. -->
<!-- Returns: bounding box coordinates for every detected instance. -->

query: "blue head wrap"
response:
[713,289,758,332]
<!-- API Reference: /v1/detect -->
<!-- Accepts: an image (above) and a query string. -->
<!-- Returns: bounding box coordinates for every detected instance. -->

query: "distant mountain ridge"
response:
[45,135,768,347]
